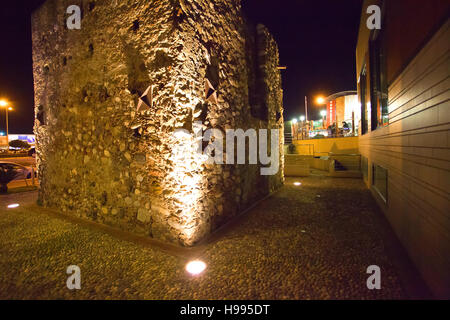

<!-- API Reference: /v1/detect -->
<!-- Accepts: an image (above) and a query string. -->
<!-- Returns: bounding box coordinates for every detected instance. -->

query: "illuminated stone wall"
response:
[32,0,284,246]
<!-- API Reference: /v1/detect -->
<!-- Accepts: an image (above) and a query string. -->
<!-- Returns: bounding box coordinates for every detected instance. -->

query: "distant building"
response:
[324,91,359,135]
[8,134,36,146]
[356,0,449,298]
[0,134,35,150]
[0,136,7,150]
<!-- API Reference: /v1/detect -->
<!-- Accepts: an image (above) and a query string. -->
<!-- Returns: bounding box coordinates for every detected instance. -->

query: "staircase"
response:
[329,154,362,178]
[284,132,293,144]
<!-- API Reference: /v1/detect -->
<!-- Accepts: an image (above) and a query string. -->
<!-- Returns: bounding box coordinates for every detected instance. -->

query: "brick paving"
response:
[0,176,428,299]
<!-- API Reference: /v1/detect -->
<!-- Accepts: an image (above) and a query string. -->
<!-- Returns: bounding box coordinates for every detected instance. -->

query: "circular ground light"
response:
[186,260,206,275]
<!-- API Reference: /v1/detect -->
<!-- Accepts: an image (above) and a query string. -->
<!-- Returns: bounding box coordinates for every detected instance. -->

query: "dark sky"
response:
[0,0,362,134]
[0,0,45,134]
[242,0,363,121]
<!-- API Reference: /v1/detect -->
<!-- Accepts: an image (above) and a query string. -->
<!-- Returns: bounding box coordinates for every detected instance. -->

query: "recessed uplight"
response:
[7,203,19,208]
[294,182,302,186]
[186,260,206,276]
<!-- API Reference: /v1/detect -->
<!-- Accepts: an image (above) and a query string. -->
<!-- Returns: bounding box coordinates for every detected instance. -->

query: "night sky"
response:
[0,0,362,134]
[242,0,363,121]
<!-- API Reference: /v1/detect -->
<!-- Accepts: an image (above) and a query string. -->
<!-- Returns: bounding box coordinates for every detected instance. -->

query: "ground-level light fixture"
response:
[294,182,302,186]
[7,203,20,208]
[186,260,206,276]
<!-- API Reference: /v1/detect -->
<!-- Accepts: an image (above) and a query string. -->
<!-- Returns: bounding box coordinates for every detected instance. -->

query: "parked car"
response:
[0,162,36,180]
[28,147,36,158]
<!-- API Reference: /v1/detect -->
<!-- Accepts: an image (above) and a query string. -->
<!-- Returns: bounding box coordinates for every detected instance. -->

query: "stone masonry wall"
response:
[32,0,284,246]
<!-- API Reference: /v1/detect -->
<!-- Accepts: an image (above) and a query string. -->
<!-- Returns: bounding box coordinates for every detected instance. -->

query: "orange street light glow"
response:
[316,97,325,104]
[0,100,8,107]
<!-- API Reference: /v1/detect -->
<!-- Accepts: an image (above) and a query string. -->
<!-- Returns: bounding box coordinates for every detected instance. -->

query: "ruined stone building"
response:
[32,0,284,246]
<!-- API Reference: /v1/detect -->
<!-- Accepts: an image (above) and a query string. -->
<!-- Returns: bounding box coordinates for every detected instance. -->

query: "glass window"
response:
[362,156,368,182]
[359,66,368,135]
[372,164,388,203]
[369,30,389,130]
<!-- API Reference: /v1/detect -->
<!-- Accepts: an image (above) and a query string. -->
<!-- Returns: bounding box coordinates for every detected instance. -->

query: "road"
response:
[0,156,36,167]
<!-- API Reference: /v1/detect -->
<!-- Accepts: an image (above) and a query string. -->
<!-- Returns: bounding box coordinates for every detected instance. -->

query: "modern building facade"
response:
[356,0,449,298]
[8,134,36,145]
[324,91,359,136]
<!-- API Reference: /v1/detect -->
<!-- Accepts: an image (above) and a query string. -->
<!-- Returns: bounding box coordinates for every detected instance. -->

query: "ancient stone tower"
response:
[32,0,284,246]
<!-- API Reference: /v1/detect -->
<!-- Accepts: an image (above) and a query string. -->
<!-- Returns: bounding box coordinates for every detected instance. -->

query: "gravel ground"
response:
[0,176,416,299]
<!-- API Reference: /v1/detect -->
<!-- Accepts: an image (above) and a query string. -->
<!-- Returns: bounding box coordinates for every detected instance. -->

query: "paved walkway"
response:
[0,176,430,299]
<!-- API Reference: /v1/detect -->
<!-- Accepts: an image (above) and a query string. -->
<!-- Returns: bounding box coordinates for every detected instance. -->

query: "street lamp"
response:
[291,119,298,140]
[299,116,306,140]
[316,96,325,104]
[0,100,12,151]
[320,110,327,129]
